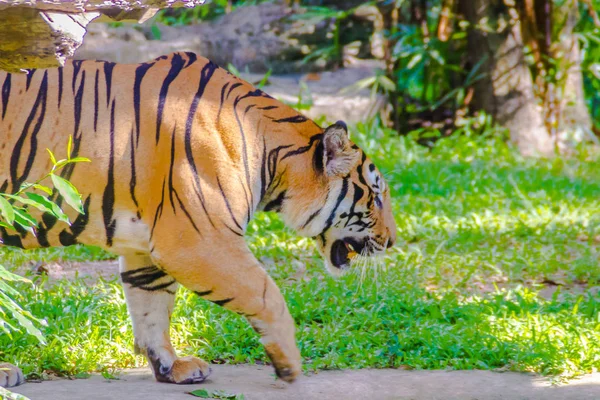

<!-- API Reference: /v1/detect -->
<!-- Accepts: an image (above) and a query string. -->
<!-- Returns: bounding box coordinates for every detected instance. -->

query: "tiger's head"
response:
[275,121,397,276]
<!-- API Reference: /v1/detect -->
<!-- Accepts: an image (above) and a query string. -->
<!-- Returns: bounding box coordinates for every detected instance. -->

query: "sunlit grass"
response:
[1,121,599,380]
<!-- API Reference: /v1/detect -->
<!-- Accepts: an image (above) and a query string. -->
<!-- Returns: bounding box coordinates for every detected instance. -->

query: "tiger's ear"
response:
[322,121,360,177]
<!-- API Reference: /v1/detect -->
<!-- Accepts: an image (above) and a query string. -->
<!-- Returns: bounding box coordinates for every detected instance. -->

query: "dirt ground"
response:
[16,259,120,284]
[11,365,600,400]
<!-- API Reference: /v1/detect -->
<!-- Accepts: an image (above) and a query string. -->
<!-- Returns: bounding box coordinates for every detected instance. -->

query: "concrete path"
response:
[11,365,600,400]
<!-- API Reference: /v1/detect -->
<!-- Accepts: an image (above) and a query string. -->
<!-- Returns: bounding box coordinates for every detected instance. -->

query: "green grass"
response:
[1,121,600,381]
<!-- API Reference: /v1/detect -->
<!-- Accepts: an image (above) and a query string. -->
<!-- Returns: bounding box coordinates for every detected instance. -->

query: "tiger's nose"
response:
[385,228,396,248]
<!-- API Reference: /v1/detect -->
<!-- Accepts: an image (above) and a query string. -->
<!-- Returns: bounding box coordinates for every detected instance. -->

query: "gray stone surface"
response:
[239,61,388,124]
[74,14,388,124]
[11,365,600,400]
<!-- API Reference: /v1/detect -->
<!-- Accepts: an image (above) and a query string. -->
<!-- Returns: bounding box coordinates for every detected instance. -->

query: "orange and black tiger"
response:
[0,52,396,387]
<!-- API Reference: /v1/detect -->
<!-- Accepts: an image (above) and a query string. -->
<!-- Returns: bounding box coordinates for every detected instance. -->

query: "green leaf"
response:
[33,184,53,195]
[18,182,53,195]
[18,182,34,192]
[227,63,241,77]
[13,208,37,236]
[0,290,44,343]
[0,265,32,284]
[339,76,376,95]
[256,69,272,89]
[150,24,162,40]
[67,136,73,159]
[5,194,58,216]
[378,75,397,92]
[187,389,244,399]
[25,192,70,224]
[5,306,44,344]
[67,157,91,163]
[0,317,17,337]
[429,49,445,65]
[0,386,33,400]
[51,174,84,214]
[406,53,423,69]
[53,159,70,169]
[0,221,15,230]
[0,280,23,298]
[46,148,57,165]
[188,389,211,398]
[0,196,15,225]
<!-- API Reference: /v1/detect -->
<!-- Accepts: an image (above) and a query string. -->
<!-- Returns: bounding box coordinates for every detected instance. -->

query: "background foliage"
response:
[155,0,600,135]
[0,145,88,343]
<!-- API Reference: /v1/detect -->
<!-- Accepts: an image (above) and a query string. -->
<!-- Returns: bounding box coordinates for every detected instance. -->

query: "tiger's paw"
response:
[155,356,212,384]
[264,343,302,383]
[274,364,301,383]
[0,363,25,388]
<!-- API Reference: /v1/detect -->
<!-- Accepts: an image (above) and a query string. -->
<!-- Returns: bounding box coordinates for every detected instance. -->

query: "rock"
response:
[76,3,375,73]
[74,23,194,63]
[74,3,388,123]
[240,59,388,124]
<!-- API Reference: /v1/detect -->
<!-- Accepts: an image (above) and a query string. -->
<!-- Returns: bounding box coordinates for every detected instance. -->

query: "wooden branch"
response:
[0,0,205,72]
[0,1,202,13]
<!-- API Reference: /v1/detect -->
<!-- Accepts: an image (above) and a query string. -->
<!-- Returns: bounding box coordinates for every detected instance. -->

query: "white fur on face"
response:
[366,165,384,194]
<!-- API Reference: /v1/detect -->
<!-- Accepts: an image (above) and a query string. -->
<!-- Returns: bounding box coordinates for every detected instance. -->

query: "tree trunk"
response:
[0,8,98,72]
[549,2,592,144]
[458,0,592,155]
[459,0,553,156]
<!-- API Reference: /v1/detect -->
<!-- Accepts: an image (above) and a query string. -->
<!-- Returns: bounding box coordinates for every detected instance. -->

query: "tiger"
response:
[0,52,397,388]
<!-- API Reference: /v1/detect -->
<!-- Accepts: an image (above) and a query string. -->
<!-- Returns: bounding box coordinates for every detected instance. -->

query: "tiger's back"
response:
[0,52,310,254]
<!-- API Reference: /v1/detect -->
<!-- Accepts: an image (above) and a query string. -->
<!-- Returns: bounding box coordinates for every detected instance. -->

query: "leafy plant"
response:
[227,63,273,90]
[0,138,89,342]
[286,81,314,111]
[0,268,45,343]
[0,387,30,400]
[576,0,600,131]
[154,0,254,26]
[293,5,362,68]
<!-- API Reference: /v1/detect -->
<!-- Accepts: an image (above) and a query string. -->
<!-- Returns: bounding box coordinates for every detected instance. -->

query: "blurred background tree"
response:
[151,0,600,155]
[2,0,598,154]
[370,0,599,154]
[458,0,593,155]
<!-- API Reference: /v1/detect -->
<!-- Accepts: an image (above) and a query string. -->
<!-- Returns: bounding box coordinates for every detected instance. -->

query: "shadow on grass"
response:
[286,273,600,376]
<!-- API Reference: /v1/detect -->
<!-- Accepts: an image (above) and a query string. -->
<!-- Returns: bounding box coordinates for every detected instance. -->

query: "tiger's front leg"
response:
[151,235,302,383]
[119,255,211,384]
